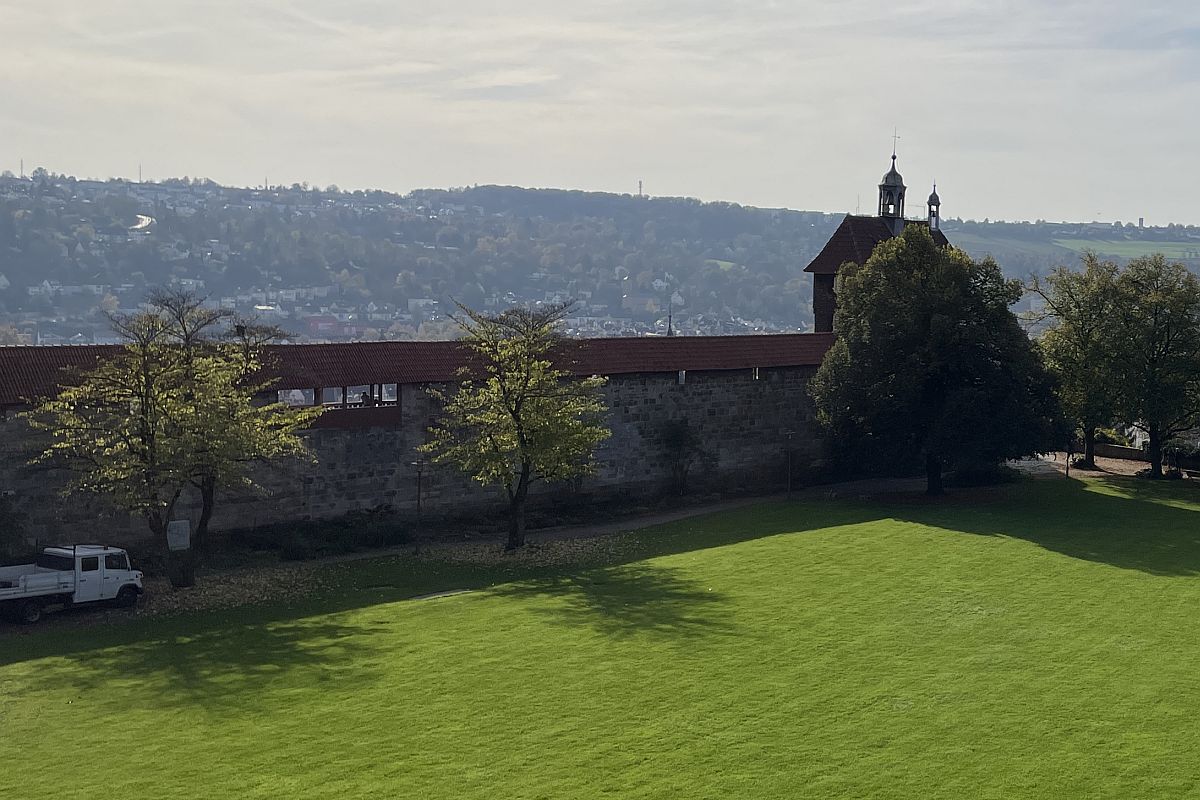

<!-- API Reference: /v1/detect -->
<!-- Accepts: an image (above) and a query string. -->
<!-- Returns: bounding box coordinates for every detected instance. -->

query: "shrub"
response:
[231,510,410,561]
[947,463,1022,488]
[1094,428,1132,447]
[280,537,317,562]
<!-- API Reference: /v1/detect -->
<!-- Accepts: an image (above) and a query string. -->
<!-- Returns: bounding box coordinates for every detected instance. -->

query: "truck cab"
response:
[0,545,144,624]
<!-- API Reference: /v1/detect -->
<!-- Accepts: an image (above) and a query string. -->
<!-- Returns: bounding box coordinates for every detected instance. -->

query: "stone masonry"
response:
[0,366,824,547]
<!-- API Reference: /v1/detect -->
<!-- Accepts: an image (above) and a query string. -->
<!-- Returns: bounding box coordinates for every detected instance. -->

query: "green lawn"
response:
[1053,238,1200,259]
[6,475,1200,798]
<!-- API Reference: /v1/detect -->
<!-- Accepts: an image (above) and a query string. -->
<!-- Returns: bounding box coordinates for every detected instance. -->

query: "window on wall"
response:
[348,385,371,405]
[752,367,760,380]
[321,387,344,406]
[382,384,398,403]
[277,388,315,406]
[677,370,687,385]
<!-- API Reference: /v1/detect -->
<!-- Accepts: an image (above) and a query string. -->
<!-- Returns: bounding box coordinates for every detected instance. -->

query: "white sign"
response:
[166,520,191,551]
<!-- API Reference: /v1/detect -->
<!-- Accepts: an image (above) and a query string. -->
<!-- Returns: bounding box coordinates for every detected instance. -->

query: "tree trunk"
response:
[925,453,944,496]
[167,549,197,589]
[1148,423,1163,478]
[506,498,526,551]
[150,495,195,589]
[1082,427,1096,469]
[195,475,216,554]
[506,463,531,551]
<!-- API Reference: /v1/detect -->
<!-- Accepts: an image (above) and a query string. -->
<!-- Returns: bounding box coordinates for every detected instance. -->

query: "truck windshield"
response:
[35,553,75,571]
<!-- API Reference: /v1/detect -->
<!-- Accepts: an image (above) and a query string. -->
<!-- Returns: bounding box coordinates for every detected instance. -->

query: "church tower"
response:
[804,148,951,334]
[878,154,906,235]
[927,183,941,231]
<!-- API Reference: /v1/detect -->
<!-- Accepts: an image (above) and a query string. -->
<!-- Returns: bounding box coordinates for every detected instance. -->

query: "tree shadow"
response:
[9,474,1200,678]
[488,562,736,639]
[7,614,389,712]
[887,474,1200,577]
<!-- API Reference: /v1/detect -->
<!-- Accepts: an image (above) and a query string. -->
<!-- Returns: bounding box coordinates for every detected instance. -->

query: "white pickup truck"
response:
[0,545,144,624]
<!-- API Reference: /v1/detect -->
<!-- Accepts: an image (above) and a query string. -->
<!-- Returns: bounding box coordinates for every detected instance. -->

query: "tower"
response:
[806,146,951,333]
[878,154,906,235]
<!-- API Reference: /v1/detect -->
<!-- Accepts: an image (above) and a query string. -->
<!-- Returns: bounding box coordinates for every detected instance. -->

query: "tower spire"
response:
[878,148,906,233]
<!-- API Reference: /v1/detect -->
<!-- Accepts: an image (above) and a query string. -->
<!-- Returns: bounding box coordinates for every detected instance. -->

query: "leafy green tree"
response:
[27,312,193,574]
[1029,255,1122,467]
[1111,255,1200,477]
[421,302,610,549]
[26,295,320,586]
[810,226,1062,495]
[149,292,320,554]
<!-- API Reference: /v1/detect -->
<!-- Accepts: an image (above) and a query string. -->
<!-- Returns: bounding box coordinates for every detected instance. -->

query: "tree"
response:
[421,302,610,549]
[1111,255,1200,478]
[27,311,193,576]
[660,418,711,495]
[26,294,320,586]
[1029,255,1122,468]
[809,226,1063,495]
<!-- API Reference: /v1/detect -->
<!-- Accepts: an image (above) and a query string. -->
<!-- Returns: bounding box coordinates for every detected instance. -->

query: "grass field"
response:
[6,475,1200,798]
[1053,238,1200,259]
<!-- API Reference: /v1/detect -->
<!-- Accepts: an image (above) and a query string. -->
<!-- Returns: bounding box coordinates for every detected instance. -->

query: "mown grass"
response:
[6,475,1200,798]
[1053,238,1200,259]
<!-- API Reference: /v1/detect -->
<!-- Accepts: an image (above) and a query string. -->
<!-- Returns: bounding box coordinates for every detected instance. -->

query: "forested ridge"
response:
[2,172,1197,334]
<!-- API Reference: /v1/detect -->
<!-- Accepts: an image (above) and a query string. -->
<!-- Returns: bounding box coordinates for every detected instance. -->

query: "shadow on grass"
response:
[888,474,1200,577]
[488,562,736,639]
[19,615,389,712]
[6,474,1200,678]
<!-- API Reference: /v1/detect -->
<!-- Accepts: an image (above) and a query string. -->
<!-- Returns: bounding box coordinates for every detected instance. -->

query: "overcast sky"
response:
[1,1,1196,224]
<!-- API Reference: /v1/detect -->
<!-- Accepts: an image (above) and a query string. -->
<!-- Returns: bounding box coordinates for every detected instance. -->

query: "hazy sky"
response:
[2,1,1197,224]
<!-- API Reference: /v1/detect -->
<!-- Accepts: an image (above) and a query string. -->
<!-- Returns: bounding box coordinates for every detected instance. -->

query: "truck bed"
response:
[0,566,75,601]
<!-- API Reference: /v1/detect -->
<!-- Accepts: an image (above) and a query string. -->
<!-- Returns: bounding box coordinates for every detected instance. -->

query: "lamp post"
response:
[410,460,425,515]
[783,429,796,498]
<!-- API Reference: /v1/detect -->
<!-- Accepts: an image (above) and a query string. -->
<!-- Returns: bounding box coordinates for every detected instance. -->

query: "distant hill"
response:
[1,173,1198,337]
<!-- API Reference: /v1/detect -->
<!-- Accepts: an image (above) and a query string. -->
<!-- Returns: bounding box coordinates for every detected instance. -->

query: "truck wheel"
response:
[17,599,44,625]
[114,586,140,609]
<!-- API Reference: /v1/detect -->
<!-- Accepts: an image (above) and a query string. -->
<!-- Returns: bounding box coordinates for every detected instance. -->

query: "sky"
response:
[1,1,1197,225]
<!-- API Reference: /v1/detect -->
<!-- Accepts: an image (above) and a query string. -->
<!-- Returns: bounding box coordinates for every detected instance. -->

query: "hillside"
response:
[1,172,1197,342]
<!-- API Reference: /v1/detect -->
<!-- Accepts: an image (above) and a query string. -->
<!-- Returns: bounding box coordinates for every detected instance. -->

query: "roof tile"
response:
[804,215,950,275]
[0,334,834,408]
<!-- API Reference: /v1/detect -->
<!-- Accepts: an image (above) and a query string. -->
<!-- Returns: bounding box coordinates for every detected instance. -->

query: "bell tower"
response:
[878,154,906,235]
[927,183,941,230]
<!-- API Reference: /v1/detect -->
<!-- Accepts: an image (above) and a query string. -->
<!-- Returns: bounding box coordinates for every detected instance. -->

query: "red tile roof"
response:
[0,333,834,408]
[804,215,950,275]
[0,344,122,407]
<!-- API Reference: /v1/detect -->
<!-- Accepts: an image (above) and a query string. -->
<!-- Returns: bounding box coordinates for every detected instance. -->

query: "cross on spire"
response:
[891,128,901,158]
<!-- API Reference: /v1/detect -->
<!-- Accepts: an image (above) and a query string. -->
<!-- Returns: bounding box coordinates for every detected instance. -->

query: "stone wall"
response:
[0,366,824,547]
[1092,443,1148,462]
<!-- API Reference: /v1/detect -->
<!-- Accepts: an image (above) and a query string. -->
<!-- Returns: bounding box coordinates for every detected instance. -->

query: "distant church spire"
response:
[927,182,941,231]
[878,151,906,234]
